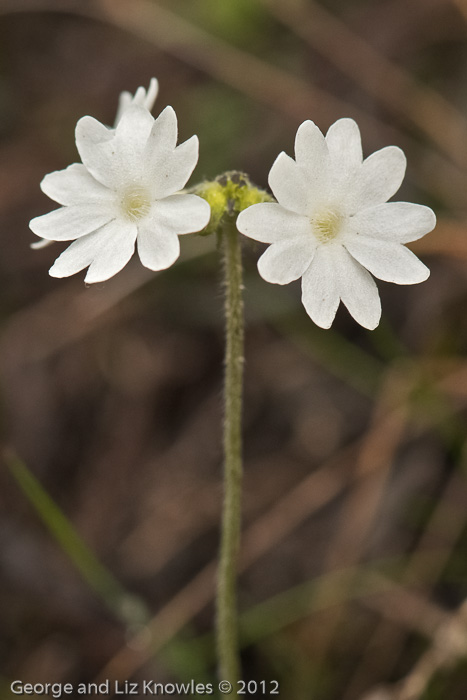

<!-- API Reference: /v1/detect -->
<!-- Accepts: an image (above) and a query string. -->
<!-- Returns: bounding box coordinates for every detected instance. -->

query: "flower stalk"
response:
[216,216,245,686]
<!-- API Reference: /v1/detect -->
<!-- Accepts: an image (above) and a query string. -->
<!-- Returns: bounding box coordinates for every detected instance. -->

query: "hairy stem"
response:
[216,218,245,687]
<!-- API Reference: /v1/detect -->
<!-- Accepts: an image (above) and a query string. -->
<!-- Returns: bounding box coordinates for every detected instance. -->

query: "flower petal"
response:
[325,118,362,169]
[326,119,363,202]
[136,222,181,271]
[40,163,112,206]
[147,105,178,148]
[335,247,381,329]
[75,116,116,188]
[350,146,406,212]
[293,120,331,205]
[49,219,137,282]
[301,245,341,328]
[143,77,159,112]
[151,194,210,234]
[257,239,316,284]
[151,135,199,199]
[350,202,436,243]
[114,91,133,127]
[29,203,115,241]
[236,203,311,244]
[345,235,430,284]
[114,77,159,126]
[302,244,382,329]
[143,106,178,181]
[294,120,329,167]
[268,152,309,214]
[31,238,53,250]
[114,104,155,182]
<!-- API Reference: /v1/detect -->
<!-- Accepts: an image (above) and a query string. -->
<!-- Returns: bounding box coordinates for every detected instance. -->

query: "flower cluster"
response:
[30,80,435,329]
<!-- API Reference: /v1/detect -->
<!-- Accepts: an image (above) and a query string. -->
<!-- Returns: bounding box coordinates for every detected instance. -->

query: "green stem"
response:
[216,218,244,686]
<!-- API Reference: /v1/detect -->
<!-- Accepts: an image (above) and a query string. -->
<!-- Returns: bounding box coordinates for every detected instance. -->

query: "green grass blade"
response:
[5,449,148,630]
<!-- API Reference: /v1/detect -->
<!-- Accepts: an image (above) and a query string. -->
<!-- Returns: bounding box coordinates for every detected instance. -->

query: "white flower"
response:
[31,79,161,253]
[114,77,159,126]
[30,103,211,283]
[236,118,436,330]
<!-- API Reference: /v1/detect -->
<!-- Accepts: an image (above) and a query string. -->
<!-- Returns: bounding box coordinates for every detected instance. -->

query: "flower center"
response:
[121,187,151,221]
[311,209,342,244]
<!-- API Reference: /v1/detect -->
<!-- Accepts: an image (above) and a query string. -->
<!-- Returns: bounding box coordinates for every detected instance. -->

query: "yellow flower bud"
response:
[194,172,273,235]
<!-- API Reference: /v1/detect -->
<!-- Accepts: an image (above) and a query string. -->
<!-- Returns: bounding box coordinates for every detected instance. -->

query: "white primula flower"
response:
[31,79,160,252]
[236,118,436,330]
[114,77,159,126]
[30,103,211,283]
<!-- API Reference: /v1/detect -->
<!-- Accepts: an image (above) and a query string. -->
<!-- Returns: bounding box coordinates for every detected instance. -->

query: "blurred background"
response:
[1,0,467,698]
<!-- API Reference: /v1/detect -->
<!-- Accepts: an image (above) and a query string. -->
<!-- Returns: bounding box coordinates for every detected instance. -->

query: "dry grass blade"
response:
[94,0,374,128]
[410,220,467,261]
[259,0,467,168]
[0,0,101,19]
[93,442,359,686]
[0,266,155,364]
[394,599,467,700]
[345,468,467,699]
[93,0,467,206]
[0,0,400,133]
[299,367,412,670]
[1,0,467,206]
[93,358,467,685]
[94,562,217,687]
[93,392,418,686]
[361,599,467,700]
[451,0,467,24]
